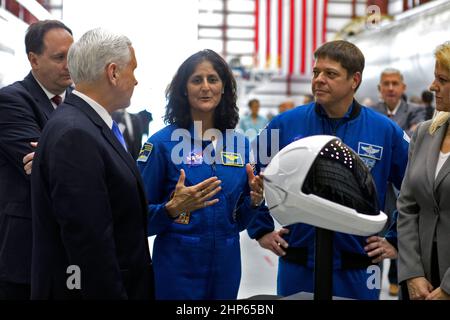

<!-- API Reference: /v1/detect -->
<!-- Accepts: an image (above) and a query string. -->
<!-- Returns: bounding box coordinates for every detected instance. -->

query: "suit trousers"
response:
[0,280,30,300]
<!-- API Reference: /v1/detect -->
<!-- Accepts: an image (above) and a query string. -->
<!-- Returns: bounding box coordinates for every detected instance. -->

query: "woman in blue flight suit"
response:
[138,49,264,300]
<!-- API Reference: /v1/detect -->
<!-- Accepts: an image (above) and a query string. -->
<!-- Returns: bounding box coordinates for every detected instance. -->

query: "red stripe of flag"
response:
[266,0,271,67]
[288,0,295,75]
[322,0,328,44]
[277,0,282,69]
[300,0,307,75]
[312,0,318,53]
[255,0,260,67]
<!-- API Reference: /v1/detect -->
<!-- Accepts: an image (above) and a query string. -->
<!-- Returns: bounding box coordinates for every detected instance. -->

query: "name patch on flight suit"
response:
[221,152,244,167]
[357,142,383,170]
[137,142,153,162]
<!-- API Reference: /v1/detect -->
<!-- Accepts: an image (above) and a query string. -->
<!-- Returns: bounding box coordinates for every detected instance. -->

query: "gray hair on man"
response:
[68,28,132,84]
[379,68,404,82]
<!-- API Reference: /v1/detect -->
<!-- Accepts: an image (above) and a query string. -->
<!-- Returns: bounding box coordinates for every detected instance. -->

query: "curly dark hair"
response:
[164,49,239,131]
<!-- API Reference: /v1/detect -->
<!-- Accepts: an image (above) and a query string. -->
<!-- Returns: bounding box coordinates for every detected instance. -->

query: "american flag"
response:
[254,0,329,76]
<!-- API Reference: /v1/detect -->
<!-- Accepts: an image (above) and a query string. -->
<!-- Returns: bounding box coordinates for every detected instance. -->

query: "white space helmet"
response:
[263,135,387,236]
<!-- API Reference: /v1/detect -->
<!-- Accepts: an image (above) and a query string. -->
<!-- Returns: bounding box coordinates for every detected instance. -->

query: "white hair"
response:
[379,68,404,82]
[68,28,132,84]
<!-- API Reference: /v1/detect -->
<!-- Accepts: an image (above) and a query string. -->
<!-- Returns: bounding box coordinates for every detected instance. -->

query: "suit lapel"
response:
[64,95,144,186]
[99,121,148,219]
[393,100,408,129]
[22,73,55,120]
[435,122,450,190]
[101,125,144,181]
[22,72,73,120]
[425,122,447,190]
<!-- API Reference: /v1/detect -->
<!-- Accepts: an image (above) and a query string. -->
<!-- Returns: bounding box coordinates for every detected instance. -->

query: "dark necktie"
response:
[112,121,128,151]
[51,95,62,106]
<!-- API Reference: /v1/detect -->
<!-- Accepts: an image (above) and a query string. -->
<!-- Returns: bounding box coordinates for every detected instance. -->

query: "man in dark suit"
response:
[0,20,73,299]
[112,109,143,160]
[31,28,153,299]
[137,109,153,137]
[372,68,425,136]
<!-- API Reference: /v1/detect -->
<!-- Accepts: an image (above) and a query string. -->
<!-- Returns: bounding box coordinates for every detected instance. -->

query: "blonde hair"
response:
[429,42,450,135]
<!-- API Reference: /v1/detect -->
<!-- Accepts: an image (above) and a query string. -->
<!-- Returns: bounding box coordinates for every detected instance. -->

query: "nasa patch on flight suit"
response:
[186,151,203,166]
[357,142,383,170]
[137,142,153,163]
[221,152,244,167]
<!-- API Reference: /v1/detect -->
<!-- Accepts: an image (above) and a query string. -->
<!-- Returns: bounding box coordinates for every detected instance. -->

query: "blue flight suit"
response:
[247,101,409,299]
[138,123,261,299]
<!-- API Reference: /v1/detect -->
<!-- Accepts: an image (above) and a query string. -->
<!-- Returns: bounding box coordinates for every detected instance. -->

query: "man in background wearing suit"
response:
[137,109,153,138]
[112,108,143,160]
[30,28,153,299]
[372,68,425,136]
[0,20,73,299]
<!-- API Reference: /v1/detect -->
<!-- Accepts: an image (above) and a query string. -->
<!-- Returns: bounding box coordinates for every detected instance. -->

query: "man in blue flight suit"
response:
[247,40,409,300]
